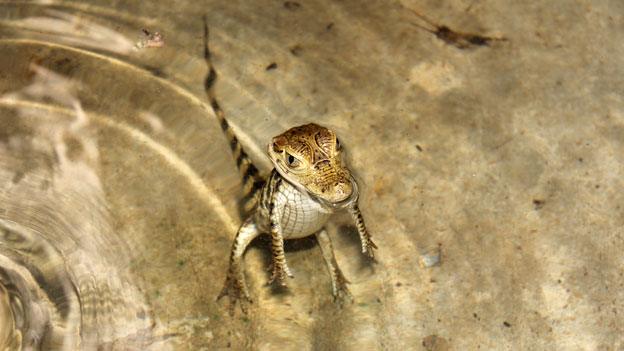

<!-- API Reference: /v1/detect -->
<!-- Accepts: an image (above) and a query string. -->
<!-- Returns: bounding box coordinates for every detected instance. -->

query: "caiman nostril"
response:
[315,159,331,168]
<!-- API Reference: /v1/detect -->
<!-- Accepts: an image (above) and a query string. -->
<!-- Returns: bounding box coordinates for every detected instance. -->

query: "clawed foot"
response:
[268,262,293,287]
[331,271,353,306]
[217,270,252,316]
[362,237,378,260]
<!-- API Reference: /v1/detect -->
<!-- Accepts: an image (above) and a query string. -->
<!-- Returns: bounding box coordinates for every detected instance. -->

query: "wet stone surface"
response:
[0,0,623,350]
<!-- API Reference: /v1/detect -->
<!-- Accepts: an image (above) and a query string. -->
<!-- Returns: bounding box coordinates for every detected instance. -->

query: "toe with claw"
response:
[362,237,378,260]
[332,271,353,306]
[268,262,293,287]
[217,270,252,315]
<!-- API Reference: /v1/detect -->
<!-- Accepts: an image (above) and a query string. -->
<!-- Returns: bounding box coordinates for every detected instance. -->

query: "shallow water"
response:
[0,3,243,349]
[2,1,624,350]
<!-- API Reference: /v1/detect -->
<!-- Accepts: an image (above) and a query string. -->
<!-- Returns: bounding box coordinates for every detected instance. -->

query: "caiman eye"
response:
[286,153,300,167]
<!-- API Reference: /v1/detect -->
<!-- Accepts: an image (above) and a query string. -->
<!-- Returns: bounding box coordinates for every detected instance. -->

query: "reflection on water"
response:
[1,9,135,55]
[0,4,231,349]
[0,65,160,349]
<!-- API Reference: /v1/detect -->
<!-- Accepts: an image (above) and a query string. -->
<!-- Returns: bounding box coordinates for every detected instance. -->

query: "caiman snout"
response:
[314,161,353,203]
[328,180,352,202]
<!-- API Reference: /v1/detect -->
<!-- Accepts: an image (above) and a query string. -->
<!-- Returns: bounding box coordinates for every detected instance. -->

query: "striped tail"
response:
[203,16,265,214]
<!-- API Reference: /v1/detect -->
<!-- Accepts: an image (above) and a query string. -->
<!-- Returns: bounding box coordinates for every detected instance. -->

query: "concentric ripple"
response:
[0,71,156,348]
[0,4,242,349]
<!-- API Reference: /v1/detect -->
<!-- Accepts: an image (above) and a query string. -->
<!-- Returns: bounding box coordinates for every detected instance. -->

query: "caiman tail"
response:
[202,16,264,214]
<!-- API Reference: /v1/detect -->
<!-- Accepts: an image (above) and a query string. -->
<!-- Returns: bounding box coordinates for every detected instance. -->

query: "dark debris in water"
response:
[289,45,303,56]
[283,1,301,11]
[533,199,545,210]
[407,8,507,50]
[422,334,449,351]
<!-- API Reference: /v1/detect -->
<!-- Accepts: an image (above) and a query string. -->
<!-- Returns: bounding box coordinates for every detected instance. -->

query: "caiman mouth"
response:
[311,177,359,210]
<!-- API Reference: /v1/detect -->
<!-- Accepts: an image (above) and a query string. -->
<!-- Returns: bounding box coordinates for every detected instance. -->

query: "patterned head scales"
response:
[267,123,355,204]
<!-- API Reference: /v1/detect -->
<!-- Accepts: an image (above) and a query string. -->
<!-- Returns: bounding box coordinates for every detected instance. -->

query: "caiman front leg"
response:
[316,228,352,302]
[217,217,261,315]
[268,195,293,286]
[348,203,377,259]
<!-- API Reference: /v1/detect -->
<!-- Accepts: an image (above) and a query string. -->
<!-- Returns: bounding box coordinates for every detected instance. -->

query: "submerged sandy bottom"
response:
[0,1,622,349]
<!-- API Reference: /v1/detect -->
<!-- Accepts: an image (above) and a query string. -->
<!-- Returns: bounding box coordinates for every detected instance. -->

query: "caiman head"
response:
[267,123,358,208]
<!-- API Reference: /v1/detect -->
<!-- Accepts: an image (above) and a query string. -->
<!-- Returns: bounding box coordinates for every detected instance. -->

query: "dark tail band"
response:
[202,16,265,213]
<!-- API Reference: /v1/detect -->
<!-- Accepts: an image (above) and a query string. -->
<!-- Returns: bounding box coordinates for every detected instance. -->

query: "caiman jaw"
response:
[311,176,359,210]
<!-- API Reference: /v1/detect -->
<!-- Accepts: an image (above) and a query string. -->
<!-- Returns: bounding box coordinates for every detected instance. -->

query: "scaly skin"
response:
[203,18,376,315]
